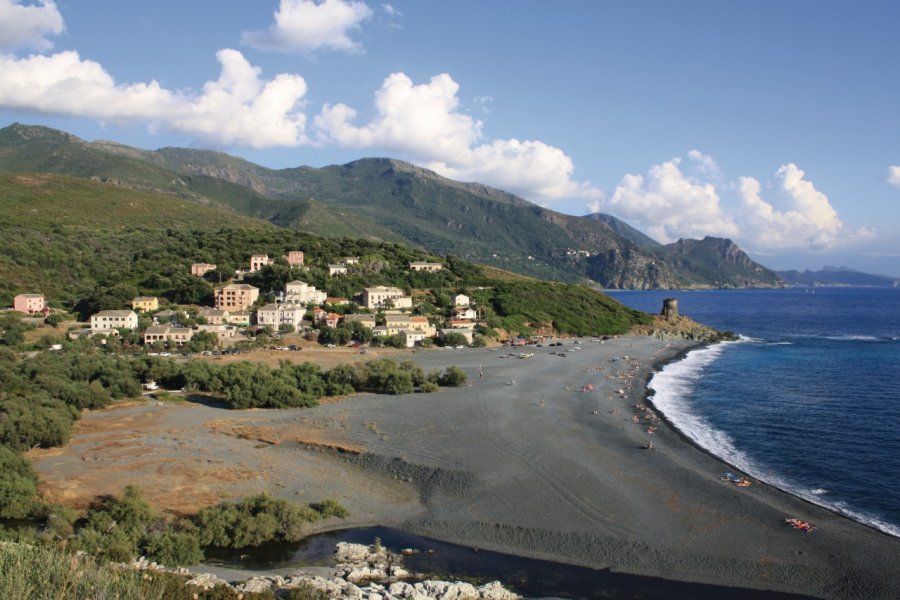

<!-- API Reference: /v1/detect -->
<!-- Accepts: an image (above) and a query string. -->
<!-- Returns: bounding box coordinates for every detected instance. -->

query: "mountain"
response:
[777,267,900,287]
[660,237,782,288]
[0,123,781,289]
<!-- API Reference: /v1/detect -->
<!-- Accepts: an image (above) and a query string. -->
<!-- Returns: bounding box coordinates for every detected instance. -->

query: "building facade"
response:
[13,293,45,314]
[90,310,138,331]
[215,284,259,311]
[191,263,217,277]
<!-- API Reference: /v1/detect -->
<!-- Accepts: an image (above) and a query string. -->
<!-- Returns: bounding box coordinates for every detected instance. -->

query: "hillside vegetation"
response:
[0,123,782,289]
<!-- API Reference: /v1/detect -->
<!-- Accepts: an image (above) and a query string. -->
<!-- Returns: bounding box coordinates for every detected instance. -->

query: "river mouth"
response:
[203,526,815,600]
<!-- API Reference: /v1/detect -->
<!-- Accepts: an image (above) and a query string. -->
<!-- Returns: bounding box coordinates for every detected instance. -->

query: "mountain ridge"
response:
[0,122,782,290]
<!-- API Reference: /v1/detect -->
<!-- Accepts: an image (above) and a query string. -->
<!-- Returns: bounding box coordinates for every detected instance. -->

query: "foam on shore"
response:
[648,338,900,539]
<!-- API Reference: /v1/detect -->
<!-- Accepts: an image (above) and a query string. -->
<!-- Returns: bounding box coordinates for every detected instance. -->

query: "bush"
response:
[193,494,342,549]
[143,530,203,566]
[438,366,468,387]
[0,446,40,518]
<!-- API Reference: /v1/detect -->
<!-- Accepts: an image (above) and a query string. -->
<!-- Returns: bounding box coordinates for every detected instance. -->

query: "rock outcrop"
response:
[127,541,519,600]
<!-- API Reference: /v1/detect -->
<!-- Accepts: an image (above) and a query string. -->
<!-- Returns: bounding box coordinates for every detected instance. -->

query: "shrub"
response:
[0,446,39,518]
[439,366,468,387]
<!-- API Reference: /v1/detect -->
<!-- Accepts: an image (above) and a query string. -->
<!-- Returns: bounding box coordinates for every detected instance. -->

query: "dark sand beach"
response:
[29,337,900,599]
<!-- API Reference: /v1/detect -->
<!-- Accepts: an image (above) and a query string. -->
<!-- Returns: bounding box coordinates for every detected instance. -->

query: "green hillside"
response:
[0,123,783,290]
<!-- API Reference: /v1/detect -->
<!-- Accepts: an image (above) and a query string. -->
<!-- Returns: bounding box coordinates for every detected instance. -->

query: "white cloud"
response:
[603,157,739,243]
[687,149,721,180]
[599,153,874,251]
[242,0,373,54]
[0,49,309,148]
[889,165,900,188]
[0,0,63,51]
[314,71,601,203]
[381,3,402,17]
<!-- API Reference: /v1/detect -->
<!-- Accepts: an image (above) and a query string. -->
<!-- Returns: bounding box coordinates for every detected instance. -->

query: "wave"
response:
[648,341,900,539]
[786,333,895,343]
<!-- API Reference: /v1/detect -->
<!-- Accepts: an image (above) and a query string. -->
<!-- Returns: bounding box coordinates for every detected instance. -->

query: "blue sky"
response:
[2,1,899,276]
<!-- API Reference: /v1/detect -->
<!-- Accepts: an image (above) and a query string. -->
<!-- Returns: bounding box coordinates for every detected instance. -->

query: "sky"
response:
[1,1,899,276]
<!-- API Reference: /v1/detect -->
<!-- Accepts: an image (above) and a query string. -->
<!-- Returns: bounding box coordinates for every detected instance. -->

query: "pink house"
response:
[324,312,342,328]
[286,251,304,267]
[13,294,45,315]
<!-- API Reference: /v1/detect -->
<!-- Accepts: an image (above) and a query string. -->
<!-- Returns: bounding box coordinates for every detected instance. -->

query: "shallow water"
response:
[609,287,900,537]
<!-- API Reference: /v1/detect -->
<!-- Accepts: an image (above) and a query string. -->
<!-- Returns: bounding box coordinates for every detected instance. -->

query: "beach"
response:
[29,336,900,599]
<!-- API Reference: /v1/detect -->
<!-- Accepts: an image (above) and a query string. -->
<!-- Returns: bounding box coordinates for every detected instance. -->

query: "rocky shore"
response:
[130,542,518,599]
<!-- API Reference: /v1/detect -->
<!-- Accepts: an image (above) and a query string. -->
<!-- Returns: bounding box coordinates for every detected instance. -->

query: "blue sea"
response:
[608,287,900,538]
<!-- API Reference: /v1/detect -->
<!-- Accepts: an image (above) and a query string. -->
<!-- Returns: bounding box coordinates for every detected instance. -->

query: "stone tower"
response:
[661,297,679,318]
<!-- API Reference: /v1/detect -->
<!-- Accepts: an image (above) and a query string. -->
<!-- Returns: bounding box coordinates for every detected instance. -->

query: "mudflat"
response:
[29,337,900,599]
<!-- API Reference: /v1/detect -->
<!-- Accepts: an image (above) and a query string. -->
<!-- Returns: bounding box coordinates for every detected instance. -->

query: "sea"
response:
[607,286,900,538]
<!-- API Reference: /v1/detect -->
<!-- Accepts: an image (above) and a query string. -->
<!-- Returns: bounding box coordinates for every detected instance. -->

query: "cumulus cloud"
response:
[687,149,721,180]
[314,72,601,202]
[889,165,900,188]
[599,153,874,251]
[603,157,739,243]
[0,0,63,51]
[0,49,308,148]
[242,0,373,53]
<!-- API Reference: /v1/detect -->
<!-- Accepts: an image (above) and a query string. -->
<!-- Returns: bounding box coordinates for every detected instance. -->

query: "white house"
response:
[90,310,138,331]
[453,293,470,307]
[362,286,412,309]
[284,280,327,306]
[256,303,306,329]
[400,329,426,348]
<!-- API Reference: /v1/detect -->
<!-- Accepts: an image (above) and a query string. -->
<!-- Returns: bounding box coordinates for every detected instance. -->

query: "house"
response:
[196,323,236,344]
[325,297,350,307]
[191,263,216,277]
[448,319,475,329]
[311,307,326,323]
[90,310,138,331]
[371,326,389,338]
[223,310,252,326]
[284,280,326,306]
[256,303,305,329]
[285,251,304,267]
[249,254,274,273]
[409,316,436,337]
[215,283,259,311]
[343,314,376,329]
[153,309,179,325]
[131,296,159,312]
[342,256,360,265]
[362,286,412,310]
[451,307,478,320]
[328,263,348,276]
[324,312,342,328]
[384,314,412,336]
[13,293,45,315]
[409,261,442,272]
[198,308,229,325]
[440,327,474,345]
[142,325,193,345]
[399,329,426,348]
[453,293,470,307]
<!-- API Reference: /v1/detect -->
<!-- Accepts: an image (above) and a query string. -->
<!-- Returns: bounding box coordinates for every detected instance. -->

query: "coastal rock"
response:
[336,541,383,563]
[185,572,227,590]
[236,576,273,594]
[421,580,480,599]
[480,581,519,599]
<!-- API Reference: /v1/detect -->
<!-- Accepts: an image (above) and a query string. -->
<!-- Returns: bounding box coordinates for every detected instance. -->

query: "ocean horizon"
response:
[609,287,900,538]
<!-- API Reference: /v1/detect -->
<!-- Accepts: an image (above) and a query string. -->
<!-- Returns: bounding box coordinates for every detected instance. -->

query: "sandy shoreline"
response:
[29,337,900,599]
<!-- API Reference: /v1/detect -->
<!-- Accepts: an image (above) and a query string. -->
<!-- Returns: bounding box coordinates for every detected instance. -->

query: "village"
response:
[10,250,485,355]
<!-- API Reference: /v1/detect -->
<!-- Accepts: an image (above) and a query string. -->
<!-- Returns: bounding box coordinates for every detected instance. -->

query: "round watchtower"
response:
[661,297,679,318]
